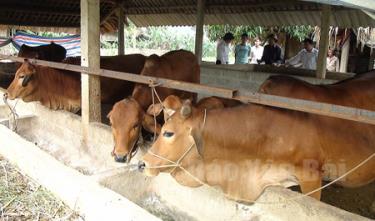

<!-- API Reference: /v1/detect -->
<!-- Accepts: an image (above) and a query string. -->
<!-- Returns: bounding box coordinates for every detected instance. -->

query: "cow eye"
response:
[163,131,174,138]
[19,75,25,79]
[133,124,139,129]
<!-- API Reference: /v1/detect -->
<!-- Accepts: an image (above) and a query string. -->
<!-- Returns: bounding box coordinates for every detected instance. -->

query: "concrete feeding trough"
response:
[0,89,372,221]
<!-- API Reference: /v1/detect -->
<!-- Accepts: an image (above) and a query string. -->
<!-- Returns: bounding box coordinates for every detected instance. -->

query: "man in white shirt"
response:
[249,37,264,64]
[326,49,340,72]
[216,32,234,65]
[286,38,318,70]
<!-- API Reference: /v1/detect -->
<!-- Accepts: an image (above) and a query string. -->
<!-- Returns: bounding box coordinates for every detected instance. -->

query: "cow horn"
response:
[180,101,192,118]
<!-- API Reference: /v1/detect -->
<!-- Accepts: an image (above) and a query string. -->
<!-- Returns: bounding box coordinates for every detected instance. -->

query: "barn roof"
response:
[126,0,375,27]
[0,0,374,34]
[0,0,122,33]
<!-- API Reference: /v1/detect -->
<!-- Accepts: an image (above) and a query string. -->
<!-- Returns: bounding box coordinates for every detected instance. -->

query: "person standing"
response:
[234,33,251,64]
[249,37,264,64]
[285,38,319,70]
[326,49,340,72]
[216,32,234,65]
[258,34,282,65]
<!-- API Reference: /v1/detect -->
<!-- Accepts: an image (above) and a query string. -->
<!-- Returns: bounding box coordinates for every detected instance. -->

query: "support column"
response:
[80,0,101,145]
[340,38,350,73]
[316,4,331,79]
[194,0,205,64]
[118,7,125,55]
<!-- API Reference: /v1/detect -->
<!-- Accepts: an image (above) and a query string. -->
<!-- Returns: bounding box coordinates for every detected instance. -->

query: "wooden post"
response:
[340,38,350,73]
[369,49,375,71]
[80,0,101,145]
[194,0,205,64]
[118,7,125,55]
[316,4,331,79]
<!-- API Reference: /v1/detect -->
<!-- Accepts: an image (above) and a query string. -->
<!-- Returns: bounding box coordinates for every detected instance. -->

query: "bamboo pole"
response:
[118,7,125,55]
[194,0,205,64]
[316,5,331,79]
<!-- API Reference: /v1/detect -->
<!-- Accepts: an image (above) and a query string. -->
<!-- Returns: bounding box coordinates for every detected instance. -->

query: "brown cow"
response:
[140,100,375,202]
[6,55,146,112]
[259,72,375,110]
[18,42,67,62]
[107,50,200,163]
[147,95,243,121]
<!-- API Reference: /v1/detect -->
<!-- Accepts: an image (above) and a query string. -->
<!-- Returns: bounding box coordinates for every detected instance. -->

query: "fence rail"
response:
[2,54,375,126]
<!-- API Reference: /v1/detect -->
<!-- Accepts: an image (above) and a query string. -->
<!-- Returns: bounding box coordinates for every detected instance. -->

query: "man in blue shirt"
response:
[234,33,251,64]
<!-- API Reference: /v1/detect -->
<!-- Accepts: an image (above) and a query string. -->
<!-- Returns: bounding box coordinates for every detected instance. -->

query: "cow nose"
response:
[114,154,127,163]
[138,161,146,172]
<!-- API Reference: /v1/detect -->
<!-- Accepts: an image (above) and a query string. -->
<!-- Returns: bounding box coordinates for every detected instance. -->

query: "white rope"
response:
[3,94,19,132]
[149,80,165,143]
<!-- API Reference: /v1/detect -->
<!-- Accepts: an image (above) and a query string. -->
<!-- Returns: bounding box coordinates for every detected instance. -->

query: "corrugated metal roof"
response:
[302,0,375,12]
[0,0,373,31]
[124,0,375,27]
[0,0,123,33]
[129,9,374,27]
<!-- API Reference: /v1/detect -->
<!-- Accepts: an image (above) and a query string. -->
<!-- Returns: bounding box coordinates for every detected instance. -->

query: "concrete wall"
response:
[200,62,354,94]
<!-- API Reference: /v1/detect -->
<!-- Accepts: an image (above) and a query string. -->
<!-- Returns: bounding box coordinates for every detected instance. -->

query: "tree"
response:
[207,25,314,42]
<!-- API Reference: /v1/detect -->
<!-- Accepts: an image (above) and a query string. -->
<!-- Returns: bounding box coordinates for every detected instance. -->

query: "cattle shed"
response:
[0,0,375,220]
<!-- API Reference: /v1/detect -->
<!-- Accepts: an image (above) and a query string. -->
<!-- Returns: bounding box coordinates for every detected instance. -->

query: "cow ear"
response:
[147,103,163,117]
[142,114,161,135]
[22,75,33,87]
[189,127,204,157]
[180,100,192,119]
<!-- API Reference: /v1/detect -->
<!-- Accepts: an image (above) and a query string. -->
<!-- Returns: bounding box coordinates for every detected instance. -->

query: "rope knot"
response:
[148,80,162,88]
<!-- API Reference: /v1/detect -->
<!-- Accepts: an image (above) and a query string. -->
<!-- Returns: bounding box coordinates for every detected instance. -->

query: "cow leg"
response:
[296,168,322,200]
[299,178,322,200]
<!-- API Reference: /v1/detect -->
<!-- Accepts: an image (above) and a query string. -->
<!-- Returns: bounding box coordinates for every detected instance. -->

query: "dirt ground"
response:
[321,182,375,219]
[0,155,82,221]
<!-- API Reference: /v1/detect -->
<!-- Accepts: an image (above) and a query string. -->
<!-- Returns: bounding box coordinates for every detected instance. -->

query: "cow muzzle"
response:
[114,154,127,163]
[137,161,146,172]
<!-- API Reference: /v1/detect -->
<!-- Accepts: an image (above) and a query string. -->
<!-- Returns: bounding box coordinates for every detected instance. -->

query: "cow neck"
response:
[36,66,81,112]
[171,109,207,187]
[132,85,152,110]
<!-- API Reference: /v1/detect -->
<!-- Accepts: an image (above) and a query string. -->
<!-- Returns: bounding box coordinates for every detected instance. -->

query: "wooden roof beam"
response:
[100,6,119,25]
[0,6,80,16]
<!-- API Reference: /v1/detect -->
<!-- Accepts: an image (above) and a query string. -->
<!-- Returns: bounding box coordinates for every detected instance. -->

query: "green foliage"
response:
[207,25,314,42]
[207,25,263,42]
[281,26,315,41]
[125,25,196,52]
[32,31,69,38]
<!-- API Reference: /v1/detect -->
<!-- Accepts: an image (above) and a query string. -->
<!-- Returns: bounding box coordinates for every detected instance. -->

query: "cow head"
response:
[140,99,204,176]
[108,98,160,163]
[147,95,184,121]
[6,59,38,101]
[18,45,40,59]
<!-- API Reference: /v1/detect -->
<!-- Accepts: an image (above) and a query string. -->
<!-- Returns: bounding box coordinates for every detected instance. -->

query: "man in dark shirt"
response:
[258,34,282,65]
